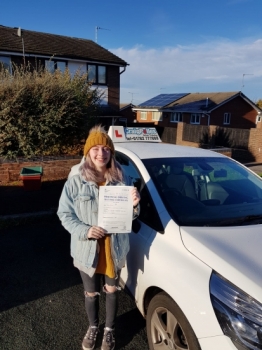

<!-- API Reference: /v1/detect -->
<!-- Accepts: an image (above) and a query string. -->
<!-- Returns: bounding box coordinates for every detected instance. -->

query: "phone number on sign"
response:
[126,136,159,141]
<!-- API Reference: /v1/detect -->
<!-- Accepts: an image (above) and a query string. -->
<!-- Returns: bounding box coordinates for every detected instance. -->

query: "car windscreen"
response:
[143,157,262,227]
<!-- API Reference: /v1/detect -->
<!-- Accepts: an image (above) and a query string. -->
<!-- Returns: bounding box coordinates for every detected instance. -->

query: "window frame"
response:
[223,112,231,125]
[170,112,182,123]
[0,56,12,73]
[140,111,148,120]
[152,111,163,121]
[45,59,67,73]
[115,151,164,233]
[87,64,107,85]
[190,113,201,124]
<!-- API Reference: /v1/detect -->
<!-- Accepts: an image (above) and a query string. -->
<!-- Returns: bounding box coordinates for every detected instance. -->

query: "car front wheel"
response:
[147,292,201,350]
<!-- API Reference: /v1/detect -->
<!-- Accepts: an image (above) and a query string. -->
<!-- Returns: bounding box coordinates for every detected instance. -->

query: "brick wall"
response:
[0,158,82,183]
[248,128,262,162]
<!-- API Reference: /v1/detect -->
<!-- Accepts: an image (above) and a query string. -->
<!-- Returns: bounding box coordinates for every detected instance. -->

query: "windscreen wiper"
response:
[207,214,262,227]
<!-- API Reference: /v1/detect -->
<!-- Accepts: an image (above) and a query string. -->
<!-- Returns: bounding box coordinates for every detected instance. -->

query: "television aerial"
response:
[95,26,110,43]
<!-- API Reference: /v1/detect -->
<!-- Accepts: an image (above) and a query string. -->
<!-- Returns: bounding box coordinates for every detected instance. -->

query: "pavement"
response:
[244,162,262,175]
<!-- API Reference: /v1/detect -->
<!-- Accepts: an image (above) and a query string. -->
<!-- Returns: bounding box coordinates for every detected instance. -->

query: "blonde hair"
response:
[79,125,123,183]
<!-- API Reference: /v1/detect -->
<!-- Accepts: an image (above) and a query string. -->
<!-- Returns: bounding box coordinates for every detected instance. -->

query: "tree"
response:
[256,99,262,109]
[0,63,101,159]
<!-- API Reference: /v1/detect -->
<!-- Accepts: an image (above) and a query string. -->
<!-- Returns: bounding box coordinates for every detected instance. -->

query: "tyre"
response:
[146,292,201,350]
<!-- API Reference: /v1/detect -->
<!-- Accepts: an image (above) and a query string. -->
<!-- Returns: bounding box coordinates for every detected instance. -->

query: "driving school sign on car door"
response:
[108,126,161,143]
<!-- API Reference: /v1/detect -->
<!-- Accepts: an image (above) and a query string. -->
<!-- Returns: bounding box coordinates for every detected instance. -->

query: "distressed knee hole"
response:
[103,284,121,294]
[84,291,100,297]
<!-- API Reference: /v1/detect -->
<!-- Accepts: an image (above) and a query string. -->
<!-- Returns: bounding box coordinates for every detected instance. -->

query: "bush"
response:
[0,63,101,159]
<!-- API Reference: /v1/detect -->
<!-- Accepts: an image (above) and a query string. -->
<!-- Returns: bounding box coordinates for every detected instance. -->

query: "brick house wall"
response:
[210,96,258,128]
[121,106,137,124]
[172,98,258,128]
[107,65,120,111]
[136,96,259,129]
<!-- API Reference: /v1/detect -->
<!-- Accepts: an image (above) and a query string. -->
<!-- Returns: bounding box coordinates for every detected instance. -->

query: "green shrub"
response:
[0,63,101,159]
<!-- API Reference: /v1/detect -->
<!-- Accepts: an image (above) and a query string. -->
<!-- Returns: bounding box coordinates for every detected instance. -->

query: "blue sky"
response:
[1,0,262,104]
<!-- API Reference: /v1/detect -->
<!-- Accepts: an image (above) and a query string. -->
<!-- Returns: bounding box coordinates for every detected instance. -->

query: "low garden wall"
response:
[0,157,82,183]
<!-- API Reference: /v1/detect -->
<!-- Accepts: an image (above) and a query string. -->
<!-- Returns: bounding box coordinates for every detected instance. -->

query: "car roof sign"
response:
[108,126,161,143]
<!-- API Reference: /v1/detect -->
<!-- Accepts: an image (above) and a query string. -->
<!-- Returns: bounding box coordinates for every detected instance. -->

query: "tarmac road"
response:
[0,217,148,350]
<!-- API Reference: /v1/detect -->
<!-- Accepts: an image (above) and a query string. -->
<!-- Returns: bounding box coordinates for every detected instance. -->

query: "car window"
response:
[116,152,164,233]
[115,152,142,190]
[143,157,262,227]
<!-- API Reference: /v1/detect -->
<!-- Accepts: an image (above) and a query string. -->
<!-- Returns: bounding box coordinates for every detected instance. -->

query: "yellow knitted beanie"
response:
[84,131,114,156]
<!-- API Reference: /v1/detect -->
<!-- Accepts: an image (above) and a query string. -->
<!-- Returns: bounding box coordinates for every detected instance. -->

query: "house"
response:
[134,92,262,163]
[134,92,262,129]
[118,103,137,126]
[0,24,128,124]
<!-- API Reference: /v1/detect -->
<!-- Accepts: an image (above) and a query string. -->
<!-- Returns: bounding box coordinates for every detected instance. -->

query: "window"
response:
[170,112,182,123]
[0,56,11,72]
[115,152,164,232]
[224,113,231,125]
[45,60,66,73]
[143,156,262,227]
[98,66,106,84]
[87,65,96,81]
[190,113,201,124]
[56,61,66,72]
[152,111,163,121]
[87,64,106,84]
[140,111,147,120]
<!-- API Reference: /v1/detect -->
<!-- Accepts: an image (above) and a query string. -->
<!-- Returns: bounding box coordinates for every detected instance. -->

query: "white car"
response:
[72,126,262,350]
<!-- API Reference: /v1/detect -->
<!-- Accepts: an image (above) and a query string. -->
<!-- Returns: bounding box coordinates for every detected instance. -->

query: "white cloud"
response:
[111,38,262,104]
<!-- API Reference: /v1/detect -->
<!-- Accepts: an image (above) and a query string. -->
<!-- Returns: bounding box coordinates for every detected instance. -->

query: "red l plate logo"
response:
[115,130,123,137]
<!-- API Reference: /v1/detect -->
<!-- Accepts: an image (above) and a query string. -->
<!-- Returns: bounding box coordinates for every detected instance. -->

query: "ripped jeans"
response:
[79,270,121,329]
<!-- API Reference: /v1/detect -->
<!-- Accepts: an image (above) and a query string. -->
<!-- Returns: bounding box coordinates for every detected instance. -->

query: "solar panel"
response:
[138,93,188,108]
[169,99,216,112]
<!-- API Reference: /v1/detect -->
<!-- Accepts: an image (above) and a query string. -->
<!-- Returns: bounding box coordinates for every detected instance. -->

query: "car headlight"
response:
[210,271,262,350]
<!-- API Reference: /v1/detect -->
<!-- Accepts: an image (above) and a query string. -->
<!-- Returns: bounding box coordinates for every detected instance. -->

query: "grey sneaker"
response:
[82,326,99,350]
[101,327,115,350]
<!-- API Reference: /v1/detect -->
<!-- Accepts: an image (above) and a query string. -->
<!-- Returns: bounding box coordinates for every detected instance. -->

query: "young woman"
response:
[57,125,140,350]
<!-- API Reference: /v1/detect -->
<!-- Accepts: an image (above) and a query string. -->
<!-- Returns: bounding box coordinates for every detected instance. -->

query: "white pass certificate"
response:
[98,186,133,233]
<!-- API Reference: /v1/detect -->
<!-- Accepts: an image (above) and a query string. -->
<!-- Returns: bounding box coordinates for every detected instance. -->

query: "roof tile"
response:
[0,25,128,66]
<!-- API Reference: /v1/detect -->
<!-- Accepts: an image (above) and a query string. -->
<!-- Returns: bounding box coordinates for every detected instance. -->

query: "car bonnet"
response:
[180,225,262,302]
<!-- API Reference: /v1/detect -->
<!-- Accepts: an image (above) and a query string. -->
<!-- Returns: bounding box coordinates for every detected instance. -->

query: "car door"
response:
[115,151,164,301]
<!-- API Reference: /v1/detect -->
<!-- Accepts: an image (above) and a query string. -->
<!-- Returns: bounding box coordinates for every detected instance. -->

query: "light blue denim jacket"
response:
[57,173,139,273]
